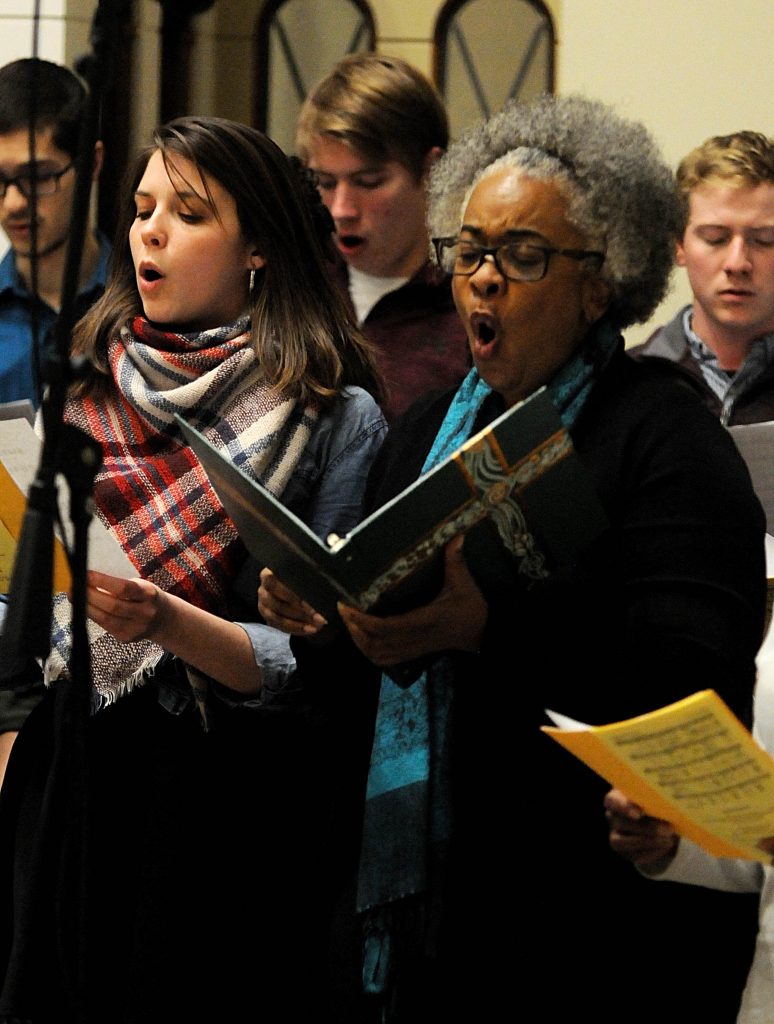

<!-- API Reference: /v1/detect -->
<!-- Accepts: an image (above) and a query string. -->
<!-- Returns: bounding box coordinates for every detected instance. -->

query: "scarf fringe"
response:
[44,647,164,713]
[45,317,315,708]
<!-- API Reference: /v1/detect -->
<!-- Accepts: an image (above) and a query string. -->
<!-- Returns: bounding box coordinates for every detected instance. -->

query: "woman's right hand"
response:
[257,567,327,636]
[85,570,167,644]
[604,788,680,868]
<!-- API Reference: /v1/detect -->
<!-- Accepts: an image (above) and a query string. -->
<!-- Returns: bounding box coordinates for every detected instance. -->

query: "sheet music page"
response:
[0,399,34,425]
[544,690,774,863]
[0,418,135,584]
[729,421,774,535]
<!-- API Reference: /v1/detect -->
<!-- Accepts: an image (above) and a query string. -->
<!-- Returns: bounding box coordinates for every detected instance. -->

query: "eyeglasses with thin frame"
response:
[432,236,605,283]
[0,163,74,200]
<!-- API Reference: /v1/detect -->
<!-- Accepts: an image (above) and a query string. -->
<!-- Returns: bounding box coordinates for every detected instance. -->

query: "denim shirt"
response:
[157,384,388,713]
[0,386,386,724]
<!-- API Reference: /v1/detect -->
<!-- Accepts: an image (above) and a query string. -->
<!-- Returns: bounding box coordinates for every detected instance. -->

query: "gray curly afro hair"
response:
[427,93,679,328]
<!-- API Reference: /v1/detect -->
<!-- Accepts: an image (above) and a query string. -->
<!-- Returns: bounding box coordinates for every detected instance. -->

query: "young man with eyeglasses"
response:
[0,58,111,790]
[628,131,774,426]
[295,54,470,423]
[0,57,110,410]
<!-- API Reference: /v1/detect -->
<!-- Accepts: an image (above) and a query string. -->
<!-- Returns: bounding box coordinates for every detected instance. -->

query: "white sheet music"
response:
[0,399,34,425]
[729,421,774,536]
[0,418,135,579]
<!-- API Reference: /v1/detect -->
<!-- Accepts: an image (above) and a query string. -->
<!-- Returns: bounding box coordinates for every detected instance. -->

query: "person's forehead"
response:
[307,135,403,178]
[463,169,573,236]
[688,180,774,224]
[137,148,239,222]
[0,125,67,170]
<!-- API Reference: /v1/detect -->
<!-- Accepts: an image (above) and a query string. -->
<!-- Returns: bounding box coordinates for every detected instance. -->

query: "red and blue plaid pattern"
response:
[46,316,316,706]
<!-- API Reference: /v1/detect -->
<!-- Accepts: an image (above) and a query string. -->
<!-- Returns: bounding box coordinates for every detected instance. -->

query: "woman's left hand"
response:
[257,567,327,636]
[337,535,487,666]
[85,569,167,643]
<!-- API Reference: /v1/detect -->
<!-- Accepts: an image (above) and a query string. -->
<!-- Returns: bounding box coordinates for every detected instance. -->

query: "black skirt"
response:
[0,677,334,1024]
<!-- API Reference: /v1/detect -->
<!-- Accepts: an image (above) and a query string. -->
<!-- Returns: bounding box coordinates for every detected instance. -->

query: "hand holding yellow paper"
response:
[543,690,774,863]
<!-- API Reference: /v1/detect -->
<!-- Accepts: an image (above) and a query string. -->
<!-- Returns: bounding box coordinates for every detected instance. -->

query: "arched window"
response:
[434,0,555,139]
[254,0,375,154]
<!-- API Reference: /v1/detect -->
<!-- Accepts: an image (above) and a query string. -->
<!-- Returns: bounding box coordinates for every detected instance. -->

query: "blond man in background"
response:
[629,130,774,425]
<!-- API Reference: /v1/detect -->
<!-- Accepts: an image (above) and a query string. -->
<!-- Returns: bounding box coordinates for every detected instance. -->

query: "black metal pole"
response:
[0,4,132,1018]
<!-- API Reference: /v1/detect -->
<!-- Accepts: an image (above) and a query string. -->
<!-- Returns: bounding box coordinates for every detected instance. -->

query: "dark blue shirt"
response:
[0,231,111,408]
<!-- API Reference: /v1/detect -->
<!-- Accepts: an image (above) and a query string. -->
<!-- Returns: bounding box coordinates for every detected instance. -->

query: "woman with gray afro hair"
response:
[259,93,767,1024]
[427,92,679,328]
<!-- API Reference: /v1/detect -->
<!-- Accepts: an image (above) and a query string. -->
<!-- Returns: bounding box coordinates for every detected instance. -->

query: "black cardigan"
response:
[341,343,767,1020]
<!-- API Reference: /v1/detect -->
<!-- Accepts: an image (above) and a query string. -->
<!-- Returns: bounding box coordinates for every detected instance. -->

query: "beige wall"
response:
[0,0,94,70]
[4,0,774,345]
[558,0,774,344]
[369,0,440,73]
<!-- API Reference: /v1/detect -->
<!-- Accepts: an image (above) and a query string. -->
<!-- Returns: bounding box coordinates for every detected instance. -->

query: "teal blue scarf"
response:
[357,321,620,995]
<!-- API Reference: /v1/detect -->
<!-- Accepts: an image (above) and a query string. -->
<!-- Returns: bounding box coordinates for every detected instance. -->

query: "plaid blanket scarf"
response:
[45,315,317,708]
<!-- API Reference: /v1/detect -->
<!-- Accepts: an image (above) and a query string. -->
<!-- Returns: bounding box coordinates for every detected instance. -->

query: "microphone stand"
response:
[0,2,131,1018]
[2,0,130,670]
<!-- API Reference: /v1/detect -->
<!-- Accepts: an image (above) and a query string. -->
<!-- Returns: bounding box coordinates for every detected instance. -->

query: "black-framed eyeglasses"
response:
[432,236,605,283]
[0,163,74,200]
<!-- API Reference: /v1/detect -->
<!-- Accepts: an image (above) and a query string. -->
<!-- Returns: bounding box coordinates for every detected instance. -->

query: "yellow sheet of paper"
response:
[0,516,15,591]
[543,689,774,863]
[0,457,71,594]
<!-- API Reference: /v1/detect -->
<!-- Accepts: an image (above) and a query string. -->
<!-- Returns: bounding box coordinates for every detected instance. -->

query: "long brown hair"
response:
[72,115,385,408]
